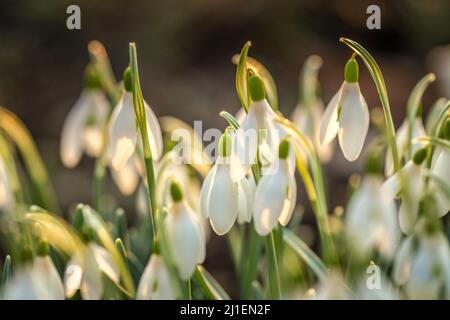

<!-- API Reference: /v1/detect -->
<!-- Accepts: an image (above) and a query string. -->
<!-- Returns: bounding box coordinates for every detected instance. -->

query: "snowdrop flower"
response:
[137,254,175,300]
[60,68,109,168]
[319,56,369,161]
[428,149,450,217]
[253,139,297,236]
[3,245,64,300]
[0,156,13,212]
[384,116,426,176]
[64,242,119,300]
[111,153,143,196]
[108,68,163,171]
[231,75,282,181]
[165,181,205,279]
[200,133,253,235]
[346,168,398,259]
[393,220,450,299]
[381,148,427,234]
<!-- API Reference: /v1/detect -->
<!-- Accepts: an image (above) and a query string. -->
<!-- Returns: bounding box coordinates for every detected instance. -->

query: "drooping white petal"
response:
[63,255,83,298]
[206,164,238,235]
[108,92,138,170]
[83,90,109,157]
[90,243,120,284]
[319,84,343,145]
[200,165,217,219]
[253,160,291,236]
[393,235,414,286]
[137,254,175,300]
[278,175,297,226]
[166,202,205,279]
[32,256,65,300]
[60,90,90,168]
[79,246,103,300]
[143,101,163,161]
[337,82,369,161]
[237,176,253,224]
[429,149,450,217]
[111,155,140,196]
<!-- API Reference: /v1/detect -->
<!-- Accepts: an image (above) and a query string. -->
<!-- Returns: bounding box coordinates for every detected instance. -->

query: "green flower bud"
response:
[344,57,359,83]
[278,139,290,159]
[36,239,49,257]
[170,181,183,203]
[413,147,427,165]
[218,133,232,158]
[84,65,101,89]
[123,66,133,92]
[248,75,265,102]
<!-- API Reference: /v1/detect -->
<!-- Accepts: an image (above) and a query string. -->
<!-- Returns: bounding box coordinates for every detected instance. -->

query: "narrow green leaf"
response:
[235,41,252,112]
[1,255,12,294]
[426,98,448,134]
[283,229,328,281]
[193,265,230,300]
[219,111,240,130]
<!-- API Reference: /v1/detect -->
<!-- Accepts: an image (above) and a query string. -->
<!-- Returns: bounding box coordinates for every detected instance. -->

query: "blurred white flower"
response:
[382,160,424,234]
[200,134,253,235]
[111,153,143,196]
[393,226,450,299]
[108,91,163,171]
[346,175,398,259]
[384,117,426,177]
[60,89,109,168]
[64,242,119,300]
[137,254,175,300]
[3,255,64,300]
[429,149,450,217]
[165,181,205,279]
[308,272,350,300]
[319,58,369,161]
[0,157,13,212]
[253,140,296,236]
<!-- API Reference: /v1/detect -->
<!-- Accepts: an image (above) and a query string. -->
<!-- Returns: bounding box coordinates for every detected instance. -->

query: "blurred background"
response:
[1,0,450,296]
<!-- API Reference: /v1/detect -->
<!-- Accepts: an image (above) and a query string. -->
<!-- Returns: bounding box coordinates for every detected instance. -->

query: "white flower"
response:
[345,175,398,259]
[319,58,369,161]
[0,157,13,212]
[64,243,119,300]
[308,273,350,300]
[60,89,109,168]
[384,118,426,176]
[137,254,175,300]
[108,91,163,170]
[253,140,297,236]
[429,149,450,217]
[111,154,142,196]
[165,182,205,279]
[200,134,253,235]
[3,256,64,300]
[381,160,424,234]
[393,227,450,299]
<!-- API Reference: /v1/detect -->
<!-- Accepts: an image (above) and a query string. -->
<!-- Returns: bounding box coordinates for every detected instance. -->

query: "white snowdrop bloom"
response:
[346,175,398,259]
[291,100,333,163]
[253,139,297,236]
[384,117,426,176]
[3,255,64,300]
[108,73,163,170]
[381,156,425,234]
[137,254,175,300]
[393,224,450,299]
[200,134,253,235]
[319,57,369,161]
[60,88,109,168]
[231,75,283,181]
[64,242,119,300]
[0,157,13,212]
[111,153,142,196]
[165,181,205,279]
[428,149,450,217]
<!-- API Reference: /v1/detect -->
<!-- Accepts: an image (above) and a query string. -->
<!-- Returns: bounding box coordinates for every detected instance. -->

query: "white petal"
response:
[90,243,120,284]
[111,155,139,196]
[337,83,369,161]
[0,158,13,212]
[137,254,175,300]
[63,255,83,298]
[143,101,163,161]
[237,177,253,224]
[429,150,450,217]
[108,92,138,170]
[278,175,297,226]
[393,236,414,285]
[60,90,90,167]
[32,256,65,300]
[80,247,103,300]
[200,165,217,219]
[319,84,343,145]
[207,165,238,235]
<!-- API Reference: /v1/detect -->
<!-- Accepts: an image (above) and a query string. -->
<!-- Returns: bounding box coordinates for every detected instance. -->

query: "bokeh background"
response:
[1,0,450,296]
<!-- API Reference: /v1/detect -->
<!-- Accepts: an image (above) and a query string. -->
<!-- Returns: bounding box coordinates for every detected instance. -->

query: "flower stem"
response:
[265,231,281,299]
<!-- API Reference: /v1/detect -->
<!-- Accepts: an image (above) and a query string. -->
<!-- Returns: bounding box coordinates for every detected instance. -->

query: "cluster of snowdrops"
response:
[0,39,449,300]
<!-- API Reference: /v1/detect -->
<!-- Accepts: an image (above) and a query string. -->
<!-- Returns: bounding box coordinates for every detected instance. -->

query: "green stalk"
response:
[265,231,281,299]
[340,38,401,172]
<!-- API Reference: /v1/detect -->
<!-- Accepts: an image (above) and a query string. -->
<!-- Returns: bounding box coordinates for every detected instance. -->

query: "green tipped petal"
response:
[249,75,265,102]
[123,66,132,92]
[344,57,359,83]
[170,181,183,202]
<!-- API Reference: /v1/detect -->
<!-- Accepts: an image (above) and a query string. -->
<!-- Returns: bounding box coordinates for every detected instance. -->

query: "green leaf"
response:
[219,111,240,131]
[283,229,327,281]
[426,98,448,135]
[1,255,11,295]
[406,73,435,159]
[193,265,230,300]
[235,41,252,112]
[340,37,400,172]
